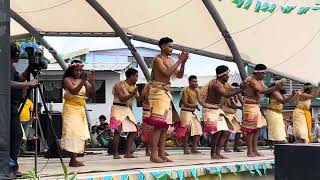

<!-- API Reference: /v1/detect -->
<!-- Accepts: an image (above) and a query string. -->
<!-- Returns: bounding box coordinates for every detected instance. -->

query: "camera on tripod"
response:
[20,41,48,73]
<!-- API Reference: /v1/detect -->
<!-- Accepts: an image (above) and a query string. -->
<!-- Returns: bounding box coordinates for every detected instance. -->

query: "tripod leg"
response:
[37,84,66,167]
[36,119,48,153]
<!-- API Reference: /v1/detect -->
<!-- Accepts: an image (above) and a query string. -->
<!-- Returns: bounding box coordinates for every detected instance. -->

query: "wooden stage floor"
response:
[19,149,274,179]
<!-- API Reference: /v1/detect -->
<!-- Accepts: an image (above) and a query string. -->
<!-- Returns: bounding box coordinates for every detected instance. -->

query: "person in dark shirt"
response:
[97,115,107,133]
[10,43,37,176]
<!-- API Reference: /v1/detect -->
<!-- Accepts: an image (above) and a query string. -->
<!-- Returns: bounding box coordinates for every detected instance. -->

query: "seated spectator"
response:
[89,125,100,148]
[97,115,107,133]
[312,120,320,143]
[287,121,295,143]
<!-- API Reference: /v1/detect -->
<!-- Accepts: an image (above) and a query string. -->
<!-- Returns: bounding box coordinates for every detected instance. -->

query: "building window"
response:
[128,56,154,68]
[128,56,138,68]
[43,80,63,103]
[87,80,105,104]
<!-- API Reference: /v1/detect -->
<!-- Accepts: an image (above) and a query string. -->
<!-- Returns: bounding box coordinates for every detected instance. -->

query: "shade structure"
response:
[10,0,320,83]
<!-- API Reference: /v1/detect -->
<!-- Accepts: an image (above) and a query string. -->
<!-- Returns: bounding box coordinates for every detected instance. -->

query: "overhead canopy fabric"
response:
[10,0,320,83]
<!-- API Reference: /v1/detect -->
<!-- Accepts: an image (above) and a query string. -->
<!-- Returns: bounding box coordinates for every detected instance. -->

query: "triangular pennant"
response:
[121,174,129,180]
[215,166,222,180]
[165,170,175,179]
[253,163,263,176]
[244,164,255,176]
[151,172,167,180]
[262,163,267,176]
[311,5,320,11]
[281,5,296,14]
[233,0,245,8]
[104,176,113,180]
[270,161,275,169]
[260,2,270,12]
[137,172,145,180]
[177,169,184,180]
[190,168,198,180]
[226,165,237,175]
[297,6,310,15]
[254,0,262,12]
[267,3,277,13]
[243,0,253,10]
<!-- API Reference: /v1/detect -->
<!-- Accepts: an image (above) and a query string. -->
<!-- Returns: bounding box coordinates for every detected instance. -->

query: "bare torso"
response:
[244,77,263,104]
[152,55,175,84]
[206,80,225,105]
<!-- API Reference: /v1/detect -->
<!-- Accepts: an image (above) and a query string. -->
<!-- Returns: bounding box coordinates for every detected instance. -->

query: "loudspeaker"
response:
[136,83,146,107]
[275,144,320,180]
[39,113,70,158]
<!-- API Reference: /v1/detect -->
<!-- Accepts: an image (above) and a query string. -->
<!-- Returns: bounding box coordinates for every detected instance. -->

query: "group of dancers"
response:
[60,37,320,166]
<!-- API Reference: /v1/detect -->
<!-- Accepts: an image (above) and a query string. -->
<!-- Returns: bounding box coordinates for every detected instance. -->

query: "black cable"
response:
[37,158,50,174]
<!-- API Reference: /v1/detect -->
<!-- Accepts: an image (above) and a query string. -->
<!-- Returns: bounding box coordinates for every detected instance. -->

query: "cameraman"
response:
[10,43,37,176]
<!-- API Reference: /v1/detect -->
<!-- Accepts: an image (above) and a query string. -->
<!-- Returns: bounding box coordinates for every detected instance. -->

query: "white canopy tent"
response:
[10,0,320,83]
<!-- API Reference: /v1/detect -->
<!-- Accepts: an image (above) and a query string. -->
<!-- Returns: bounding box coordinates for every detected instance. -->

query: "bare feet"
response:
[69,161,85,167]
[247,152,256,157]
[164,151,170,156]
[254,151,264,156]
[224,148,232,153]
[218,154,228,159]
[233,148,243,152]
[124,154,137,158]
[146,151,151,157]
[160,155,173,162]
[211,153,220,159]
[184,150,191,155]
[113,154,121,159]
[191,149,201,154]
[150,156,165,163]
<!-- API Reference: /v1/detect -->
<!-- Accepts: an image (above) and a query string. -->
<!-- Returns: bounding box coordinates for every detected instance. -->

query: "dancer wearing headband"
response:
[61,60,96,167]
[202,65,244,159]
[221,82,244,152]
[242,64,283,157]
[266,78,297,146]
[293,82,320,143]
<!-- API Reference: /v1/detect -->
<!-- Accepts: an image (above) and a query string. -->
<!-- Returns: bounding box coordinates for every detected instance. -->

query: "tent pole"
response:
[86,0,151,81]
[0,0,11,178]
[130,34,234,62]
[10,10,68,70]
[202,0,247,80]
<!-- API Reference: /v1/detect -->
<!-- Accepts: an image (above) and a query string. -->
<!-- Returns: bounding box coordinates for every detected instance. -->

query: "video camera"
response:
[20,42,48,72]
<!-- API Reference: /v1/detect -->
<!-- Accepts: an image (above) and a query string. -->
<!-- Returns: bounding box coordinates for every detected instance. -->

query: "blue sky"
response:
[43,37,238,76]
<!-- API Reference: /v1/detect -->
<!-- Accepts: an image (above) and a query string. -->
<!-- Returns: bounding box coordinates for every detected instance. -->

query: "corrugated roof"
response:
[46,63,131,71]
[137,73,242,88]
[171,73,242,88]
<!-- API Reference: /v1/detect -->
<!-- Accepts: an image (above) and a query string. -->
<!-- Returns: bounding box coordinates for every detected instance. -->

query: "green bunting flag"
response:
[228,0,319,15]
[243,0,253,10]
[297,6,311,15]
[254,0,262,12]
[281,5,296,14]
[232,0,245,8]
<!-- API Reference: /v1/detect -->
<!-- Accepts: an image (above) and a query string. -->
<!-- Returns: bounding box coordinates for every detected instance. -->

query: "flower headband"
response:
[304,84,313,89]
[217,70,230,77]
[254,70,267,73]
[274,78,287,84]
[68,63,84,68]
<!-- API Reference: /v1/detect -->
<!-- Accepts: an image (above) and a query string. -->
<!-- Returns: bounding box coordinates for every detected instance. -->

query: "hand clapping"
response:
[179,50,189,63]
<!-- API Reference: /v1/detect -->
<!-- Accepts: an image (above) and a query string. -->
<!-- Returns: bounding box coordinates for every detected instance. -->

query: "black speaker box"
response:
[275,144,320,180]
